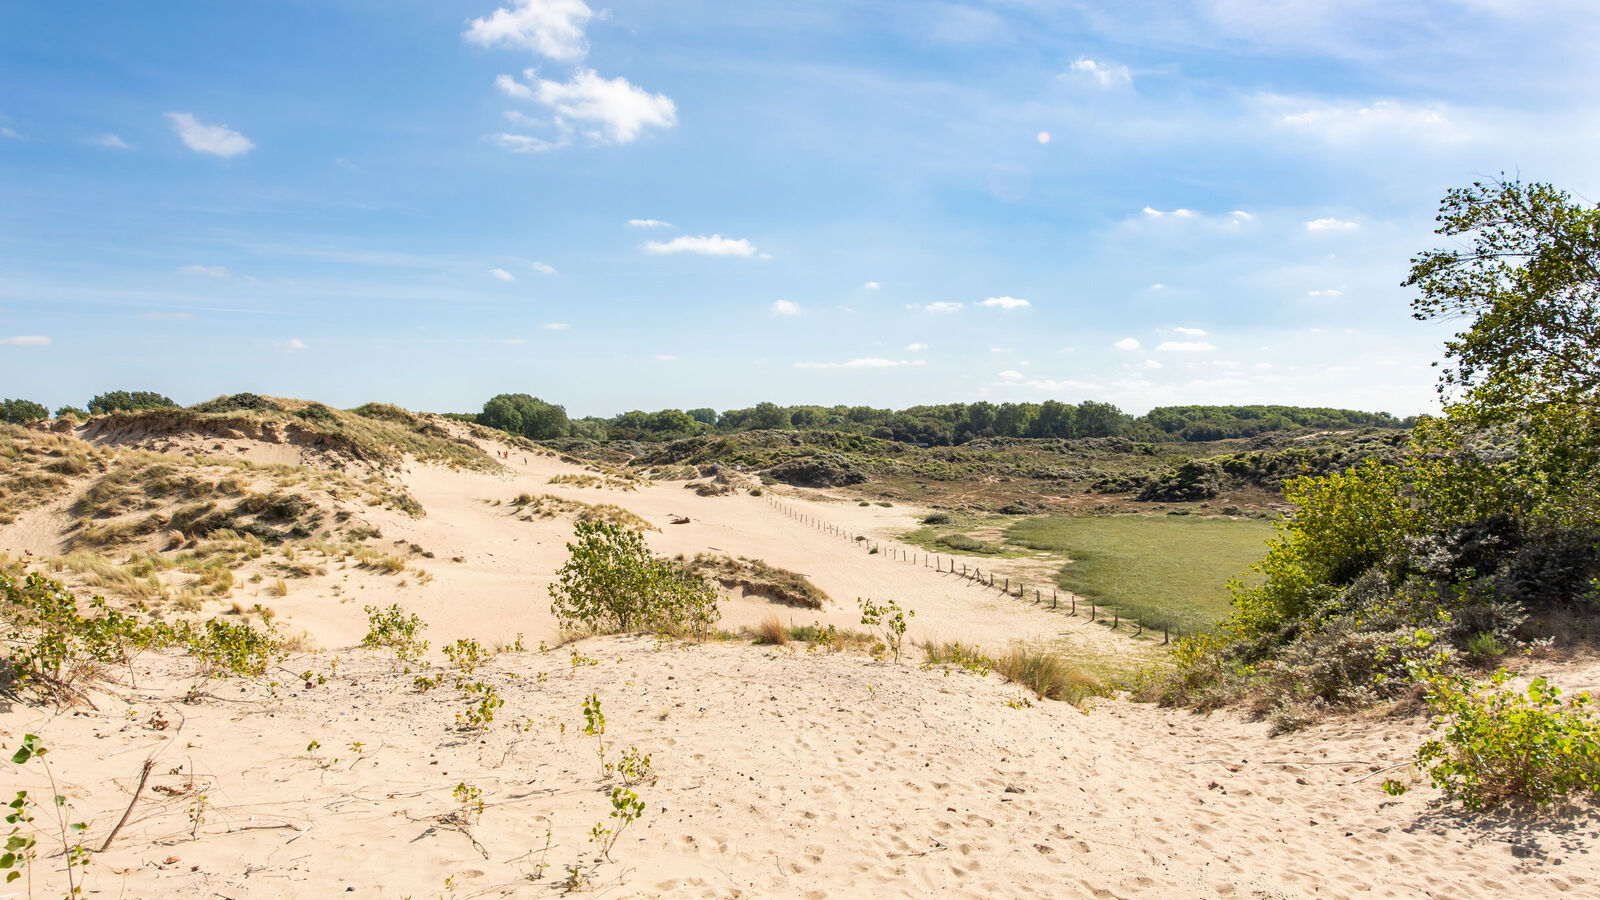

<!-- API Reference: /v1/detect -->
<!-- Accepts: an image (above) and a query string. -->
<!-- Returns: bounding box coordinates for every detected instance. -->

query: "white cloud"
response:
[1143,205,1196,219]
[645,234,759,257]
[905,342,928,351]
[500,68,677,145]
[1173,326,1208,336]
[1306,217,1360,232]
[1021,378,1099,392]
[863,281,881,289]
[179,264,230,278]
[165,112,254,157]
[1113,337,1141,351]
[1066,57,1132,87]
[923,301,963,313]
[1143,359,1164,369]
[492,132,568,153]
[997,370,1024,380]
[0,127,20,140]
[530,261,557,275]
[654,354,678,361]
[795,358,927,369]
[489,267,515,281]
[1308,289,1344,297]
[1230,210,1254,220]
[980,295,1031,310]
[542,322,570,330]
[463,0,594,61]
[0,335,51,347]
[989,347,1013,353]
[1148,283,1165,290]
[771,299,800,316]
[1157,340,1217,352]
[284,338,308,353]
[93,133,131,149]
[626,218,672,228]
[1274,97,1454,144]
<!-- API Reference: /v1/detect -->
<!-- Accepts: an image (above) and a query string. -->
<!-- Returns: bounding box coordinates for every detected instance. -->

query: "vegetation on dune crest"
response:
[1158,179,1600,785]
[680,553,829,609]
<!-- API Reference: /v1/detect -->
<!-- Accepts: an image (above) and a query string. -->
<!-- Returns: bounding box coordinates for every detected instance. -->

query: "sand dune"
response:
[4,434,1598,898]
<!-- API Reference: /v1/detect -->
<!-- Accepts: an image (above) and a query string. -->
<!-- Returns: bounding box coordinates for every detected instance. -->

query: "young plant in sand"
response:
[5,735,91,896]
[456,680,504,732]
[858,597,914,664]
[582,693,608,778]
[588,786,645,863]
[548,520,721,638]
[442,637,494,675]
[359,603,429,669]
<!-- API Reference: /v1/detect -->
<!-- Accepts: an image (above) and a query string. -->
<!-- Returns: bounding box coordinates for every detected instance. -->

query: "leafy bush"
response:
[2,569,162,701]
[922,512,951,525]
[190,393,281,414]
[549,520,721,637]
[87,391,177,414]
[1416,666,1600,809]
[0,399,49,425]
[936,533,1001,554]
[361,603,430,665]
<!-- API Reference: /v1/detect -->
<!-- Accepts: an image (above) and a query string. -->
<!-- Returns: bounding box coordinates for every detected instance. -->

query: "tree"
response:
[548,520,720,637]
[686,407,718,426]
[1405,177,1599,419]
[86,391,176,414]
[1,398,49,424]
[476,393,570,440]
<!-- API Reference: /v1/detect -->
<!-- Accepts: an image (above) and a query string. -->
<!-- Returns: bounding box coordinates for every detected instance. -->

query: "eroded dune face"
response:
[5,418,1598,899]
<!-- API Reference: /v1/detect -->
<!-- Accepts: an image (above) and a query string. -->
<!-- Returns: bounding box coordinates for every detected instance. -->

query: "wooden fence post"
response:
[1113,609,1118,629]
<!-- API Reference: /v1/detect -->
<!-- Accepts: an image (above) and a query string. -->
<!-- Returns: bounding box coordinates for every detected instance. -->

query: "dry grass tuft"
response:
[752,613,789,645]
[991,644,1110,705]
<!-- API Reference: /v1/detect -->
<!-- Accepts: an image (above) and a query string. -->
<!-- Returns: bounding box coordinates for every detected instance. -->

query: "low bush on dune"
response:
[550,520,721,638]
[681,553,829,609]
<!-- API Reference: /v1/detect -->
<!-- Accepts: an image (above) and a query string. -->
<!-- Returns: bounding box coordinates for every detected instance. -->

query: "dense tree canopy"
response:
[87,390,177,414]
[477,393,570,440]
[1,398,49,424]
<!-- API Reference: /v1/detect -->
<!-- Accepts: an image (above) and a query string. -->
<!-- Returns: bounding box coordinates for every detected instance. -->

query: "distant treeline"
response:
[458,393,1411,446]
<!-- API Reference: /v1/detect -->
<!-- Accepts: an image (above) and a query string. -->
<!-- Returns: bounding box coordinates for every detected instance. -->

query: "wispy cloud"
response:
[0,335,51,347]
[795,358,927,369]
[770,299,800,316]
[530,261,557,275]
[997,369,1024,379]
[645,234,761,257]
[282,338,308,353]
[542,322,570,330]
[922,301,962,313]
[1308,289,1344,297]
[1065,57,1132,87]
[92,133,131,149]
[165,112,254,157]
[1306,217,1360,232]
[463,0,594,61]
[178,264,230,278]
[489,267,515,281]
[1157,340,1217,352]
[863,281,881,289]
[905,342,928,351]
[979,296,1030,310]
[0,127,21,140]
[1113,337,1141,351]
[626,218,672,228]
[654,353,678,361]
[1173,326,1208,336]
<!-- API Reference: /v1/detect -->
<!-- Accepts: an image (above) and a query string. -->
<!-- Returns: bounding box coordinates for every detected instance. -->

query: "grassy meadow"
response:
[1006,515,1277,633]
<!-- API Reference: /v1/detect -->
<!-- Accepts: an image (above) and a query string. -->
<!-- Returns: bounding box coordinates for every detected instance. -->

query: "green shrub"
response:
[0,399,49,425]
[361,603,429,665]
[549,520,720,638]
[937,533,1000,554]
[1416,666,1600,810]
[922,512,951,525]
[87,391,177,414]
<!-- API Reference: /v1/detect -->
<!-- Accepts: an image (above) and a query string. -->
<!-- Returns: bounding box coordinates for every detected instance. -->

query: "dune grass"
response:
[1005,514,1275,633]
[682,553,829,609]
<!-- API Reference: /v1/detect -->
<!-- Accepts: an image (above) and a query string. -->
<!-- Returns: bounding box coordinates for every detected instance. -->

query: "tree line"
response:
[464,394,1409,446]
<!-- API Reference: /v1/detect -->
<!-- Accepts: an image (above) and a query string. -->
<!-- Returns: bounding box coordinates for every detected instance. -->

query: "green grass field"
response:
[1005,515,1277,633]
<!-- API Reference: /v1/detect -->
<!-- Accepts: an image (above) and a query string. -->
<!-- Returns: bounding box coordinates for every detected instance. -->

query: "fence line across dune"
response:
[764,496,1181,644]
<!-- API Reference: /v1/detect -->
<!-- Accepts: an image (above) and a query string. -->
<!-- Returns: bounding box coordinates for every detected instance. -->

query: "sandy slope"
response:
[4,639,1597,899]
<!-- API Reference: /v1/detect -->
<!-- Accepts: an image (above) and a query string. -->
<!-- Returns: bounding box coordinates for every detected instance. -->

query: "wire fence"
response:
[762,495,1188,644]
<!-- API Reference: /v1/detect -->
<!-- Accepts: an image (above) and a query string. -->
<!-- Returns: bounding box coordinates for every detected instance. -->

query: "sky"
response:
[2,1,1598,419]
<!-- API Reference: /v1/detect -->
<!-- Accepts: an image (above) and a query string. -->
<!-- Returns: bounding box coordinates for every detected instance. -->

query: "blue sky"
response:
[2,1,1597,418]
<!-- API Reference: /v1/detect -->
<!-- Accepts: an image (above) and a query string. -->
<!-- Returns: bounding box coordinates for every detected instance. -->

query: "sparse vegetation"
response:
[549,520,721,637]
[681,553,829,609]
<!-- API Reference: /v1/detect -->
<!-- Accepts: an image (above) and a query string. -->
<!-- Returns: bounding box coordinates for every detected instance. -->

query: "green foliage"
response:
[176,613,285,679]
[548,520,721,637]
[858,597,913,663]
[455,680,503,731]
[87,390,177,414]
[0,399,49,425]
[2,569,166,701]
[478,393,570,440]
[442,637,493,675]
[583,693,607,776]
[1416,666,1600,809]
[589,786,644,862]
[360,603,429,665]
